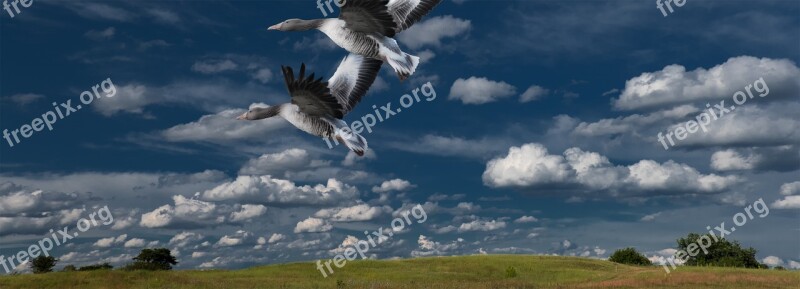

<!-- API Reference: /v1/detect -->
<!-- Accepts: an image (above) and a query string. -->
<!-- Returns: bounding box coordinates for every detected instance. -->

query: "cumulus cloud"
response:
[268,233,285,243]
[448,77,517,105]
[169,232,204,248]
[711,147,799,172]
[314,204,391,222]
[372,179,415,193]
[94,234,127,248]
[771,195,800,209]
[140,195,222,228]
[294,217,332,233]
[229,204,267,222]
[0,182,79,216]
[613,56,800,110]
[411,235,463,257]
[239,149,313,175]
[780,181,800,196]
[202,176,358,206]
[483,143,739,198]
[216,230,252,247]
[397,16,471,49]
[458,220,506,232]
[124,238,146,248]
[513,216,538,223]
[762,256,784,267]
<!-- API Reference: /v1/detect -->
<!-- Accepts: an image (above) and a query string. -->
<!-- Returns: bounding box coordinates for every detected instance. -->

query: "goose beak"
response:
[268,24,280,30]
[236,112,248,120]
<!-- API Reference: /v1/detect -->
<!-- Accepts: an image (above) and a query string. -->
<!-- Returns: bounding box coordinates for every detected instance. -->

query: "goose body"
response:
[269,0,442,80]
[238,54,383,156]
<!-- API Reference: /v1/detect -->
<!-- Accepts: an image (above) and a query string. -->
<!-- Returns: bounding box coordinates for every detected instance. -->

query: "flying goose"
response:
[237,54,383,156]
[268,0,442,81]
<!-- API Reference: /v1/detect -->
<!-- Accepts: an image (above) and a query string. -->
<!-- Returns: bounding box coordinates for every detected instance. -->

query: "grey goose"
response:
[237,54,383,156]
[268,0,442,80]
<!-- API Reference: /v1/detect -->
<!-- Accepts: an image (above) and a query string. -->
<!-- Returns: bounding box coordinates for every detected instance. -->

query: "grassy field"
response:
[0,255,797,289]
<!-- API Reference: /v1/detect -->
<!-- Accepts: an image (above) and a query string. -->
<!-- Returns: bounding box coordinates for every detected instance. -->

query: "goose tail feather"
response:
[385,53,419,81]
[323,118,369,156]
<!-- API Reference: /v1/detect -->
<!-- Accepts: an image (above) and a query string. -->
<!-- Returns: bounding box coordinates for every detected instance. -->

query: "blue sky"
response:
[1,0,798,271]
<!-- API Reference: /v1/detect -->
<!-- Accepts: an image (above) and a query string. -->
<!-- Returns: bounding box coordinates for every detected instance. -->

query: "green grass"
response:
[1,255,797,288]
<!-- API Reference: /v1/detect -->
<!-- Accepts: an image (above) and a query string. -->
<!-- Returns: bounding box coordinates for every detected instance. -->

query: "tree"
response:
[125,248,178,271]
[609,247,652,266]
[676,233,762,268]
[31,256,58,274]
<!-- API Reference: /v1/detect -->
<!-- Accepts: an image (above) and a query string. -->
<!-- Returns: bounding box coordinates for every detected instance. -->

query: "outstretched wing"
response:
[282,64,344,119]
[339,0,397,37]
[387,0,442,33]
[327,54,384,115]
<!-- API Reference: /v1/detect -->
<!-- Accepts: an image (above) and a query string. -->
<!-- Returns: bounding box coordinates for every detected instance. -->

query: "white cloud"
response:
[780,181,800,196]
[613,56,800,110]
[294,217,332,233]
[169,232,204,248]
[140,195,220,228]
[572,105,699,137]
[457,220,506,232]
[314,204,391,222]
[239,149,312,176]
[216,230,252,247]
[640,212,661,222]
[513,216,538,223]
[93,80,276,117]
[161,105,287,143]
[762,256,784,267]
[520,85,549,103]
[372,179,415,193]
[202,176,359,206]
[449,77,517,105]
[229,204,267,222]
[94,234,127,248]
[771,195,800,209]
[397,16,471,49]
[411,235,463,257]
[268,233,285,243]
[124,238,146,248]
[711,149,756,171]
[483,143,740,197]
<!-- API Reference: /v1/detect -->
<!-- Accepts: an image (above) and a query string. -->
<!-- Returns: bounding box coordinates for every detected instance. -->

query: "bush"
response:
[78,263,113,271]
[676,233,761,268]
[62,265,77,272]
[609,247,652,266]
[123,261,172,271]
[505,266,518,278]
[31,256,58,274]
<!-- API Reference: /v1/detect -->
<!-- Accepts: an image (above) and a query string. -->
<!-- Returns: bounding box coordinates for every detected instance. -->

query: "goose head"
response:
[268,19,321,31]
[237,106,281,121]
